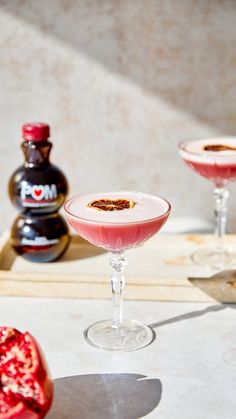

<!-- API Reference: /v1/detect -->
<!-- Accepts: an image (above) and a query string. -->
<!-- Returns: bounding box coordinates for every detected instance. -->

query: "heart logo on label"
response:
[35,189,42,197]
[31,185,45,200]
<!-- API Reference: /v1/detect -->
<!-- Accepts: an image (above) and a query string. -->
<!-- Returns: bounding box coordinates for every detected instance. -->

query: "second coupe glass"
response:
[179,137,236,269]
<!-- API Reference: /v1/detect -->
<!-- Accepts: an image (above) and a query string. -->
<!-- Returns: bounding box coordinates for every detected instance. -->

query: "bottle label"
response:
[21,236,59,246]
[20,182,58,207]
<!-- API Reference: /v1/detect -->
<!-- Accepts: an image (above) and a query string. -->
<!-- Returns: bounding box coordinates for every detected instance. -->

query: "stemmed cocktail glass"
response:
[64,191,170,351]
[179,137,236,269]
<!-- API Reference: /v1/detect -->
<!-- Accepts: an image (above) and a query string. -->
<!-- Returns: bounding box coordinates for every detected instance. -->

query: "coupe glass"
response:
[179,137,236,269]
[64,191,171,351]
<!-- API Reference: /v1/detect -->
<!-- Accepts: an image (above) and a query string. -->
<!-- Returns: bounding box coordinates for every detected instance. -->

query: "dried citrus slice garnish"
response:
[87,198,135,211]
[203,144,236,152]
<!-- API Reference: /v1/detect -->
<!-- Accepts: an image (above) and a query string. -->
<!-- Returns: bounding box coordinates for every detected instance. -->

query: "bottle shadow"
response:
[0,235,106,268]
[47,373,162,419]
[57,236,106,262]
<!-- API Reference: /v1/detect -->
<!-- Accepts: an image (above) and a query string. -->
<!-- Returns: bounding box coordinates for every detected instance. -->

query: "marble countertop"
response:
[1,296,236,418]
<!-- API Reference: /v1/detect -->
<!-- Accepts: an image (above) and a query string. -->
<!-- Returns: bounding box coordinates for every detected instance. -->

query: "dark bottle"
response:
[11,213,70,263]
[9,123,68,215]
[8,122,70,262]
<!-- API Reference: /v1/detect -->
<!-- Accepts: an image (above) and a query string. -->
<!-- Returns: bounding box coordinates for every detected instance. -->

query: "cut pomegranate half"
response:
[0,327,53,419]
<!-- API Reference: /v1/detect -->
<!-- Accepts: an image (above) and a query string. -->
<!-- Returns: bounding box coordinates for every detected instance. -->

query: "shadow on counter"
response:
[149,269,236,330]
[0,235,106,270]
[47,373,162,419]
[149,303,228,330]
[58,235,106,262]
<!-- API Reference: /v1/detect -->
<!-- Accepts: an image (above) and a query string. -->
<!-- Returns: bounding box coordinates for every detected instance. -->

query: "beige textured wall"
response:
[1,0,236,231]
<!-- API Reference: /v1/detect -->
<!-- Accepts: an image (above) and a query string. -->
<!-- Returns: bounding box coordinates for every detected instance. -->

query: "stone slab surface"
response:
[1,296,236,418]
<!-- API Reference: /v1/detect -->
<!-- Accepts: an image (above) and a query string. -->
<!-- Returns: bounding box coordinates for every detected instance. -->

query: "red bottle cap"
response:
[22,123,50,141]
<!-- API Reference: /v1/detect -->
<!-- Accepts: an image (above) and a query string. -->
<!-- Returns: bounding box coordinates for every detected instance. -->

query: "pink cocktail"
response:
[64,191,170,351]
[65,192,169,251]
[179,138,236,268]
[179,138,236,187]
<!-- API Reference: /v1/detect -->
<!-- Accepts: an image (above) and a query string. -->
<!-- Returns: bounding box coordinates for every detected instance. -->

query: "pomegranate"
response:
[0,327,53,418]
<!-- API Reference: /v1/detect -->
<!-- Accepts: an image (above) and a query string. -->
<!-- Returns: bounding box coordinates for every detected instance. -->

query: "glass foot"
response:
[191,248,235,269]
[84,319,155,351]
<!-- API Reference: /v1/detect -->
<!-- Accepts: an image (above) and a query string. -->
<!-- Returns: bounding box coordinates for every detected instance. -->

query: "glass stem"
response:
[110,251,127,328]
[213,187,229,250]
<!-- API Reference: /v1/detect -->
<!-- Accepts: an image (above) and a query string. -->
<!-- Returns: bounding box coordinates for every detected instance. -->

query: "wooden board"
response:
[0,232,236,302]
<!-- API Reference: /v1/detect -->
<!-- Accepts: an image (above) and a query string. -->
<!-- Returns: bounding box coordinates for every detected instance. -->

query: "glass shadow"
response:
[47,373,162,419]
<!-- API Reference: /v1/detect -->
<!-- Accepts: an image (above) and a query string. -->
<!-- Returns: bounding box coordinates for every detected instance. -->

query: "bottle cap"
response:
[22,123,50,141]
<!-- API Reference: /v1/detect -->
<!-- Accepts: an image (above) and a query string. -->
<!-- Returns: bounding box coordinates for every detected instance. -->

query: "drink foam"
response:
[179,138,236,164]
[65,192,170,224]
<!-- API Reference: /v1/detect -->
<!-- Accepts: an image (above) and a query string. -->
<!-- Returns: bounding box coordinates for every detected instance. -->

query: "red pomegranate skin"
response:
[0,327,53,419]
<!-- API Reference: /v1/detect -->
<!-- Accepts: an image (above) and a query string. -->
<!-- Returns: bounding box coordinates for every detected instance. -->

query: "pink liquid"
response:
[64,192,170,251]
[183,159,236,185]
[179,138,236,186]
